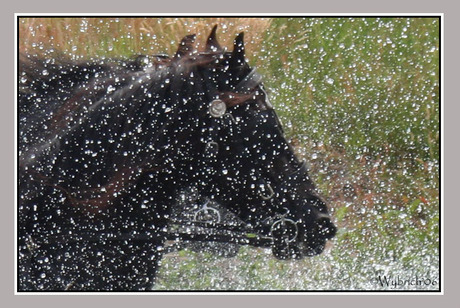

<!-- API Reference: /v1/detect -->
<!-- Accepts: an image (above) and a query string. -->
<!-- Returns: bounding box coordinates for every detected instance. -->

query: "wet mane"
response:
[18,27,336,290]
[19,45,262,215]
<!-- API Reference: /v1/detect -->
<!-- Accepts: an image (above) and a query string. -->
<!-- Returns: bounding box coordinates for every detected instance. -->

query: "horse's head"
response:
[168,26,336,259]
[18,25,335,261]
[17,24,337,291]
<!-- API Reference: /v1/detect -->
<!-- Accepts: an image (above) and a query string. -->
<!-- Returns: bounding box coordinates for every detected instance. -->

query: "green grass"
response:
[155,17,440,291]
[19,17,440,290]
[260,18,439,165]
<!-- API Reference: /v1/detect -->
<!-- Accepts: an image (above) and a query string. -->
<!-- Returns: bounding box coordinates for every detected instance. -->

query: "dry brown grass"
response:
[18,17,272,60]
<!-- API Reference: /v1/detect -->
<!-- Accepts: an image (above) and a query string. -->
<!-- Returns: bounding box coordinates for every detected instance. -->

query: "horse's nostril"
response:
[316,217,337,239]
[301,240,326,257]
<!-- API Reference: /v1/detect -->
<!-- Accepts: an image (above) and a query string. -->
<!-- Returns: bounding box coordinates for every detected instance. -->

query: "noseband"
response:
[200,69,312,245]
[22,69,313,256]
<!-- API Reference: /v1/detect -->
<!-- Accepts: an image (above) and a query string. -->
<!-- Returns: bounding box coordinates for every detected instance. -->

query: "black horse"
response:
[18,26,336,291]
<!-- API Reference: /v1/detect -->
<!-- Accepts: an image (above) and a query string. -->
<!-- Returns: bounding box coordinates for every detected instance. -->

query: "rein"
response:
[22,70,306,256]
[199,69,309,245]
[23,217,274,254]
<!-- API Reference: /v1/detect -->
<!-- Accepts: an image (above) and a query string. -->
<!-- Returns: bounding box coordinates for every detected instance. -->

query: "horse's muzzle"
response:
[271,214,336,260]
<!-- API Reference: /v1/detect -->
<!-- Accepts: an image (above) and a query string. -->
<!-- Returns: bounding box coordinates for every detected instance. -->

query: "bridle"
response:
[195,68,313,252]
[22,69,312,257]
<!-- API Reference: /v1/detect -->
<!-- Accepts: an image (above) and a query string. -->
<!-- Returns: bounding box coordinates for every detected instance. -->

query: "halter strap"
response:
[201,95,311,238]
[234,68,263,93]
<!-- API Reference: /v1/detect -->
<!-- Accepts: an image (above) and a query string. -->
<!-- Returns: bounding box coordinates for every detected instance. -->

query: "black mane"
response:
[19,43,263,218]
[18,27,336,291]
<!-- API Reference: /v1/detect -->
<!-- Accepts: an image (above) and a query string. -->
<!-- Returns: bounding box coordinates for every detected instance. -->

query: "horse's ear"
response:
[231,32,246,67]
[205,25,223,52]
[174,34,196,59]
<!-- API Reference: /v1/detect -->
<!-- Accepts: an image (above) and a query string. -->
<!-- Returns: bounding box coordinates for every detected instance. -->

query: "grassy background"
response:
[18,17,440,290]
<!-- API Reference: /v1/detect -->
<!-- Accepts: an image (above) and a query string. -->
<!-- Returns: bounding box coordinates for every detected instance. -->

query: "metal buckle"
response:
[223,112,236,125]
[258,181,275,200]
[209,99,227,118]
[270,217,298,243]
[193,200,221,223]
[205,141,219,156]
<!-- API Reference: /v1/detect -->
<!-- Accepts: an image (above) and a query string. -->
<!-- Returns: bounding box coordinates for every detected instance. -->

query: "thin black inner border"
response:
[15,14,442,293]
